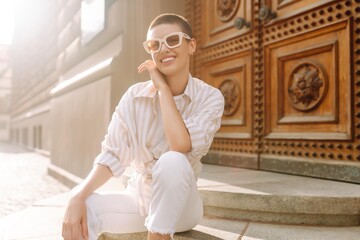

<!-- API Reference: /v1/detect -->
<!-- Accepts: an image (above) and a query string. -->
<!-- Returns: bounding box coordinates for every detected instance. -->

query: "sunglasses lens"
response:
[165,34,181,47]
[146,40,160,53]
[144,33,186,53]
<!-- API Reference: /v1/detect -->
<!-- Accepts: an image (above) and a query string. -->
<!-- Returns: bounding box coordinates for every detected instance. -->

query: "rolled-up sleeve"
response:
[94,91,134,177]
[184,89,224,157]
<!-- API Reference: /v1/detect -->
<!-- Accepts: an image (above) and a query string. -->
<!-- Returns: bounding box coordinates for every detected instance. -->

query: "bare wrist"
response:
[156,83,171,94]
[71,185,89,201]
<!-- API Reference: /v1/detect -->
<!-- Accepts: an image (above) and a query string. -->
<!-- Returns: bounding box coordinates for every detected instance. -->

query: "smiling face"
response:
[147,23,196,78]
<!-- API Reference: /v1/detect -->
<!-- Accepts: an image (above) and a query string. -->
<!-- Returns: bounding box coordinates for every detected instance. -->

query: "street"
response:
[0,142,69,219]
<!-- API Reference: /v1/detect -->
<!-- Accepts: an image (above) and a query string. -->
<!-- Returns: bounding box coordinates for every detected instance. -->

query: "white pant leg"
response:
[145,151,203,235]
[174,176,203,233]
[86,190,147,240]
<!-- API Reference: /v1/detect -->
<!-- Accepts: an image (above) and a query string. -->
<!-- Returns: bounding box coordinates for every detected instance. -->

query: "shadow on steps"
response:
[99,229,224,240]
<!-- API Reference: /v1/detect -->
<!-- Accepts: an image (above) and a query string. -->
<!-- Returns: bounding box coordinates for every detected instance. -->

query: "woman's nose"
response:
[159,42,170,53]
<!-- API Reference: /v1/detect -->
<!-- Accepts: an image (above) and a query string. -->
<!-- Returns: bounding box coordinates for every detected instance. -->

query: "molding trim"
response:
[12,102,51,122]
[51,57,115,98]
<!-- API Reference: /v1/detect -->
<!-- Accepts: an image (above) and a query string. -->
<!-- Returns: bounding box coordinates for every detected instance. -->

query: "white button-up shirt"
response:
[94,74,224,215]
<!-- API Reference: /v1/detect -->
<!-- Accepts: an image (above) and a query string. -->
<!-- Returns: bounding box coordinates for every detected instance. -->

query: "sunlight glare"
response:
[0,0,15,45]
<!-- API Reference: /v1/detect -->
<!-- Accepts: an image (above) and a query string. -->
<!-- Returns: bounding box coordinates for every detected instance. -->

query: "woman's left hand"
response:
[137,60,168,91]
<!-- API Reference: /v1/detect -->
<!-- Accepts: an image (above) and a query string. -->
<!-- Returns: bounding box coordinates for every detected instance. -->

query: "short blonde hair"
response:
[148,13,193,38]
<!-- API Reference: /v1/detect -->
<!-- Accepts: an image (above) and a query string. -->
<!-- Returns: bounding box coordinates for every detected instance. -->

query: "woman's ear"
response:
[189,38,196,55]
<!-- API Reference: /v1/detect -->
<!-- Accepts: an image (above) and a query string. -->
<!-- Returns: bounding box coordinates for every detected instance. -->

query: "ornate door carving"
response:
[188,0,258,168]
[260,0,358,182]
[186,0,360,182]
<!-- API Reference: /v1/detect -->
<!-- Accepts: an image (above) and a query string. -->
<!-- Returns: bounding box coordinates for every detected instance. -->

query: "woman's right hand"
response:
[62,195,88,240]
[137,60,168,91]
[61,165,113,239]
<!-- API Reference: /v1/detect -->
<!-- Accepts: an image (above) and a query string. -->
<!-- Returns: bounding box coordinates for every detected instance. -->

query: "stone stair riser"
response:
[204,206,360,226]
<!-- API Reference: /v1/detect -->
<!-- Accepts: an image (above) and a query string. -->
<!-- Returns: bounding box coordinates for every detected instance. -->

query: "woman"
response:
[62,13,224,240]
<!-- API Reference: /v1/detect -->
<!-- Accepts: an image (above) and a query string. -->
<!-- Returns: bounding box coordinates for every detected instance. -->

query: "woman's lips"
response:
[160,56,176,63]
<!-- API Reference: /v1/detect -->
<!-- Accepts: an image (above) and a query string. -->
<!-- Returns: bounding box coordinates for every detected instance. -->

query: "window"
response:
[33,126,36,148]
[38,125,42,149]
[33,125,42,149]
[80,0,105,45]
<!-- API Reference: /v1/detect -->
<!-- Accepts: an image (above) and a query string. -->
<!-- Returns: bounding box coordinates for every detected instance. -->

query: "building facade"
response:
[10,0,58,151]
[10,0,186,180]
[9,0,360,183]
[0,45,11,141]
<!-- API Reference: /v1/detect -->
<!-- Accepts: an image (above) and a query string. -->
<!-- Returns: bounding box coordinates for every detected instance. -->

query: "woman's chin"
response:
[158,67,176,77]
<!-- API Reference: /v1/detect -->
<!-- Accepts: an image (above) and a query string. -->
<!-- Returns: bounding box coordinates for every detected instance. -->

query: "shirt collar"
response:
[183,74,196,102]
[134,74,196,101]
[134,80,157,98]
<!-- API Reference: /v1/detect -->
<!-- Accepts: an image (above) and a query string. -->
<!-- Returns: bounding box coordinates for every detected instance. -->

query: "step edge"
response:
[199,190,360,214]
[203,206,360,227]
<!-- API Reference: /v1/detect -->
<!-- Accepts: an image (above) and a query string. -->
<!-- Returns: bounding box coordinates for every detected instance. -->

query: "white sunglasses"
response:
[143,32,191,54]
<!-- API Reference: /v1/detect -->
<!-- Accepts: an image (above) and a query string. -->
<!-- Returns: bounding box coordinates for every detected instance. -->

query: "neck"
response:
[165,69,189,96]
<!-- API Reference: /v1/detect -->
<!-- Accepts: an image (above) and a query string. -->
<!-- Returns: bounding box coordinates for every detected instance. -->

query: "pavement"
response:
[0,142,69,219]
[0,142,359,240]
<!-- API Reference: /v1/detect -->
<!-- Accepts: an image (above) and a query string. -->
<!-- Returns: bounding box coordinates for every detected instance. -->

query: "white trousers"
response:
[85,151,203,240]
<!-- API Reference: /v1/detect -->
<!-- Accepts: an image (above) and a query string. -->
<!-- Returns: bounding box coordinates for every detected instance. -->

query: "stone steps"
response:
[99,164,360,239]
[197,164,360,226]
[99,217,242,240]
[119,164,360,227]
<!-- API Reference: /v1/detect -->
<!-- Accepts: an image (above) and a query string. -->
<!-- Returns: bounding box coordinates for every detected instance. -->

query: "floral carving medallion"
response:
[219,79,240,116]
[217,0,240,22]
[288,62,328,112]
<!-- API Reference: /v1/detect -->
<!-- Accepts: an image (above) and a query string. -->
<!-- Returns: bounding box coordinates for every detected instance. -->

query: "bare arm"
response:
[138,60,191,153]
[157,84,191,153]
[62,164,112,240]
[73,164,113,199]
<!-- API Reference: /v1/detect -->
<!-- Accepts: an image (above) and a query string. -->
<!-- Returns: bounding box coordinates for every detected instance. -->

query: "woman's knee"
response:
[152,151,193,185]
[155,151,191,172]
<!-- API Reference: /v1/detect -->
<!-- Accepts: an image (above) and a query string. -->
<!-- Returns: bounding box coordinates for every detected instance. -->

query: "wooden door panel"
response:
[187,0,360,181]
[202,51,253,139]
[189,0,259,168]
[264,20,351,140]
[258,0,358,182]
[202,0,253,47]
[264,0,337,21]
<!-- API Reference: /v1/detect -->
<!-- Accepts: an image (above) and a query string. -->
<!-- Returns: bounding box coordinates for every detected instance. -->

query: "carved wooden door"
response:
[259,0,359,182]
[187,0,360,182]
[187,0,259,169]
